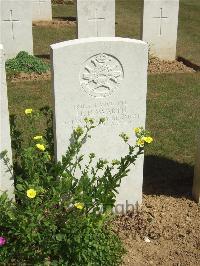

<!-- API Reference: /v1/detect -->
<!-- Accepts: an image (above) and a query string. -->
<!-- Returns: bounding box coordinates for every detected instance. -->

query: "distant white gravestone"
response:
[76,0,115,38]
[142,0,179,60]
[0,0,33,60]
[0,44,14,199]
[51,37,148,210]
[32,0,52,21]
[193,132,200,204]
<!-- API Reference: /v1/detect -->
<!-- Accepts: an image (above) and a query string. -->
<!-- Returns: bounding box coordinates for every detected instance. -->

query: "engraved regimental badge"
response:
[80,53,124,98]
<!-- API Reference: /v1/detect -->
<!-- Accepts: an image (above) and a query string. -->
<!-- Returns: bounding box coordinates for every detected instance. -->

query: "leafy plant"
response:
[6,51,50,74]
[0,109,153,265]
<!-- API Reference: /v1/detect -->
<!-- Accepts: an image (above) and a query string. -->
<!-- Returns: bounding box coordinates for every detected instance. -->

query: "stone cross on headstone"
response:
[0,0,33,60]
[142,0,179,61]
[32,0,52,21]
[88,16,105,37]
[51,37,148,212]
[153,8,168,36]
[0,44,14,199]
[3,9,20,40]
[76,0,115,38]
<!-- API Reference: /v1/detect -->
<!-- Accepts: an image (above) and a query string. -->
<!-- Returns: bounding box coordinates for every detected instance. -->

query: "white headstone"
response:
[0,44,14,199]
[142,0,179,60]
[51,37,148,211]
[76,0,115,38]
[0,0,33,60]
[32,0,52,21]
[193,132,200,203]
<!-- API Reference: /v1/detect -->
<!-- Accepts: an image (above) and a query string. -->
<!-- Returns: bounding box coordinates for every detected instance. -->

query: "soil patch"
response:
[114,194,200,266]
[148,57,195,74]
[33,19,76,28]
[7,71,51,83]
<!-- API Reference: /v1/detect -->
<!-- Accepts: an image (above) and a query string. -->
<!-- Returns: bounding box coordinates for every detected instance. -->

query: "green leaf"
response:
[55,234,64,241]
[16,184,24,191]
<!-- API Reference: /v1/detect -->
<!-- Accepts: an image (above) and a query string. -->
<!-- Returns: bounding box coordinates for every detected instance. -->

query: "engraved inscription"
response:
[80,53,124,98]
[70,100,139,128]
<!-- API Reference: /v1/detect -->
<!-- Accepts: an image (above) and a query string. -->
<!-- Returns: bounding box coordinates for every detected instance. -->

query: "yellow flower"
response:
[143,136,153,144]
[74,202,84,210]
[25,108,33,115]
[33,136,43,140]
[134,127,141,134]
[27,188,37,199]
[36,144,45,151]
[137,138,145,147]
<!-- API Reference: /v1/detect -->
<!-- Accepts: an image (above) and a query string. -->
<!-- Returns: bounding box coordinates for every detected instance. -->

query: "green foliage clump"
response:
[6,51,50,74]
[0,109,153,265]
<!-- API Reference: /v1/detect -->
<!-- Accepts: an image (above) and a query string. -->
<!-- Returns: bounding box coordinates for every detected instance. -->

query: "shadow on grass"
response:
[53,16,76,22]
[177,56,200,72]
[35,54,50,60]
[143,155,194,199]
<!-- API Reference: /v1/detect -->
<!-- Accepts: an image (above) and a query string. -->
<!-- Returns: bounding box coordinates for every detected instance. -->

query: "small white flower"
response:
[144,236,151,243]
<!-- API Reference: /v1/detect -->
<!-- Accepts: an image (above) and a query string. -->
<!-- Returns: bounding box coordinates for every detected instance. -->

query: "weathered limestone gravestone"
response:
[76,0,115,38]
[51,37,148,210]
[0,0,33,60]
[193,133,200,203]
[32,0,52,21]
[0,44,14,199]
[142,0,179,60]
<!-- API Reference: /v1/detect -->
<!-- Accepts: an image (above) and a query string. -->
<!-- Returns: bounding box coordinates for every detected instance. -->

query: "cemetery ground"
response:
[5,0,200,265]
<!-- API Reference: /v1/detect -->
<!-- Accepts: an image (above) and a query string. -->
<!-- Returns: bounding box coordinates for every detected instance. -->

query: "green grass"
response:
[32,0,200,64]
[177,0,200,65]
[8,81,51,116]
[146,72,200,165]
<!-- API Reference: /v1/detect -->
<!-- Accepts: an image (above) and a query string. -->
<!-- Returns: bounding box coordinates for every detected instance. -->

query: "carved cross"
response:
[3,10,20,40]
[153,8,168,36]
[88,15,105,37]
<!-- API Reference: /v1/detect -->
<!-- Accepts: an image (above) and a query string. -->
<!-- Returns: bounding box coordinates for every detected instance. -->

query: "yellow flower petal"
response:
[36,144,45,151]
[27,189,37,199]
[25,109,33,115]
[136,138,145,147]
[33,136,43,140]
[143,136,153,144]
[74,202,84,210]
[134,127,140,134]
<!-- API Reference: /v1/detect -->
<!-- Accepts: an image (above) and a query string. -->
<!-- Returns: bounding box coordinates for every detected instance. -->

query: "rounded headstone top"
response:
[50,37,148,50]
